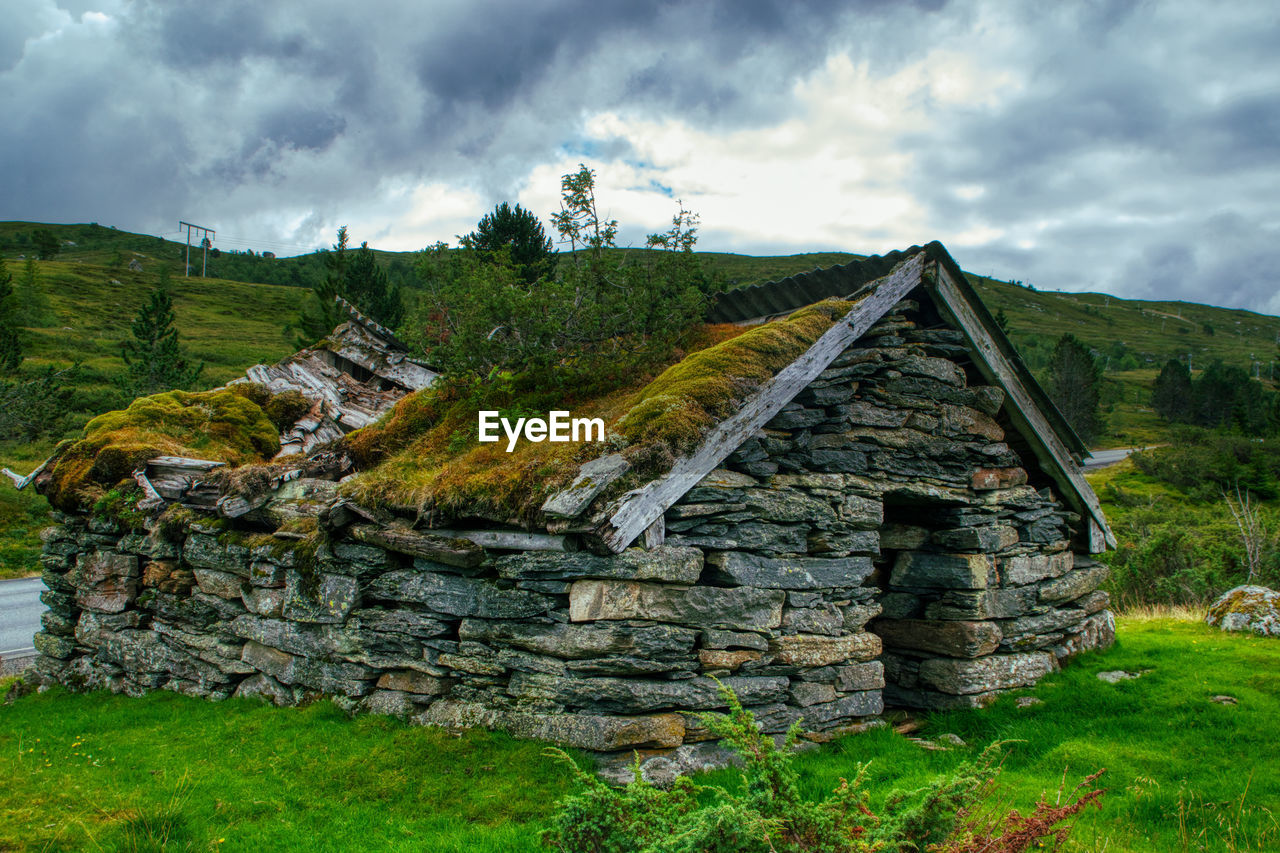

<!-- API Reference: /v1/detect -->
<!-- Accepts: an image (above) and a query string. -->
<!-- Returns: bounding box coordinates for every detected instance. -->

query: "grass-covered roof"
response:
[339,298,857,526]
[37,298,859,525]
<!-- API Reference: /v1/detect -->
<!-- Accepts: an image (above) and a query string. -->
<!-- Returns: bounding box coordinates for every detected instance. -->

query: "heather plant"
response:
[542,684,1103,853]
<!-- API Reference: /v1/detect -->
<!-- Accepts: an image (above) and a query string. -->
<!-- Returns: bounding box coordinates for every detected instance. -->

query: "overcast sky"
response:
[3,0,1278,312]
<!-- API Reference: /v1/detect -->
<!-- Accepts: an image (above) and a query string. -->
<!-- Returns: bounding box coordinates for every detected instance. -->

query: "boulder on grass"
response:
[1206,585,1280,638]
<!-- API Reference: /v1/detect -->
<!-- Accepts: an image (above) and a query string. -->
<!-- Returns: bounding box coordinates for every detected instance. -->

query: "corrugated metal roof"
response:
[706,246,928,323]
[706,241,1091,462]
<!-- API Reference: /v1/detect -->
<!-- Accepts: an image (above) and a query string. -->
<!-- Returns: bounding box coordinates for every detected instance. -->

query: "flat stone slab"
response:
[891,552,995,590]
[771,633,881,667]
[917,652,1056,695]
[875,619,1002,658]
[707,552,874,590]
[492,546,703,584]
[568,580,784,631]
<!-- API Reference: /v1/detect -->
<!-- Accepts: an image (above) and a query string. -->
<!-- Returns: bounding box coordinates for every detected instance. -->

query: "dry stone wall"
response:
[30,300,1114,782]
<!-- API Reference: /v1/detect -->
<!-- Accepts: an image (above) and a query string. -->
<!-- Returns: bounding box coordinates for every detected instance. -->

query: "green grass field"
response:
[2,617,1275,851]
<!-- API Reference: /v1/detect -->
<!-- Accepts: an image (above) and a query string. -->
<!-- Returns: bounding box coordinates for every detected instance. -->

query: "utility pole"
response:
[178,221,215,277]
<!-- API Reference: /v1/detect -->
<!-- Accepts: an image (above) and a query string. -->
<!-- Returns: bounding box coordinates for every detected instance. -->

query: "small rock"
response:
[1097,669,1148,684]
[1015,696,1043,709]
[1210,695,1238,706]
[937,733,966,747]
[909,737,948,752]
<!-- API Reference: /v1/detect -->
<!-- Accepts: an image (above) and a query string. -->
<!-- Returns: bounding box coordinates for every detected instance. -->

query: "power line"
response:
[178,220,215,277]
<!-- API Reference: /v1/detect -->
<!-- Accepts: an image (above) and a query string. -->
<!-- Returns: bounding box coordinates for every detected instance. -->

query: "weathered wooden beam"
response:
[541,453,631,520]
[132,468,164,503]
[928,264,1116,551]
[431,528,577,552]
[319,498,391,532]
[348,524,485,568]
[2,455,53,491]
[597,252,928,553]
[642,517,665,550]
[148,456,226,471]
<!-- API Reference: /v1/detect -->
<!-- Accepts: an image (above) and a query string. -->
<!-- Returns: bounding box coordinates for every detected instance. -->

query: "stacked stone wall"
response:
[30,299,1114,781]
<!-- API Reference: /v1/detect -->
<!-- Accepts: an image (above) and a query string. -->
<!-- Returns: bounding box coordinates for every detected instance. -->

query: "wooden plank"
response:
[430,528,577,552]
[148,456,225,471]
[1,455,53,491]
[642,517,665,550]
[1087,518,1107,554]
[928,265,1116,551]
[132,468,164,503]
[541,453,631,519]
[597,252,927,553]
[348,523,485,568]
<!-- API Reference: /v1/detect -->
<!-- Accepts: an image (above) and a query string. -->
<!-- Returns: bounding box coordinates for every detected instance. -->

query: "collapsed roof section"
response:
[239,297,437,457]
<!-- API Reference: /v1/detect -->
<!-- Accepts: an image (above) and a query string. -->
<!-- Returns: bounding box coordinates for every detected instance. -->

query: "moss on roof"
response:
[340,299,856,526]
[36,298,858,525]
[42,387,282,511]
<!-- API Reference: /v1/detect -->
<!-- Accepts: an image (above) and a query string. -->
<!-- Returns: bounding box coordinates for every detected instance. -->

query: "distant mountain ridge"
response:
[3,219,1277,437]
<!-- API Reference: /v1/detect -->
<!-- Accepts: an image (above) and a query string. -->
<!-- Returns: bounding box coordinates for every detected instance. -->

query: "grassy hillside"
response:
[2,220,1278,576]
[2,617,1275,851]
[7,258,305,423]
[0,237,308,577]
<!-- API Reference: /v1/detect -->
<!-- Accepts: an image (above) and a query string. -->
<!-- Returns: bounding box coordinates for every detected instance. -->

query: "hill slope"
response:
[5,220,1279,444]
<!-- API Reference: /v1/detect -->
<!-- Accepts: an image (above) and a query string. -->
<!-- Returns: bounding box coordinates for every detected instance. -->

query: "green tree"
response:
[16,256,56,327]
[290,226,349,347]
[0,367,74,440]
[1152,358,1193,423]
[411,165,705,382]
[119,283,203,398]
[290,227,405,345]
[32,228,60,260]
[1192,361,1272,435]
[344,241,405,328]
[994,307,1010,333]
[0,256,21,372]
[1045,332,1104,444]
[461,202,556,285]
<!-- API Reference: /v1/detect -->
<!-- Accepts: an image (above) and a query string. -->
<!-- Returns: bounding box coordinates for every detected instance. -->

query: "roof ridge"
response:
[707,245,930,323]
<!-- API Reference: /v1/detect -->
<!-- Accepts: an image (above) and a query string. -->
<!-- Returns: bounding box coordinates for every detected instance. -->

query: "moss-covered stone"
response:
[42,388,281,511]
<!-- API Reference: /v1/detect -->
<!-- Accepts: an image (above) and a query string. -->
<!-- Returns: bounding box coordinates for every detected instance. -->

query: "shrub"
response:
[542,684,1103,853]
[410,165,707,383]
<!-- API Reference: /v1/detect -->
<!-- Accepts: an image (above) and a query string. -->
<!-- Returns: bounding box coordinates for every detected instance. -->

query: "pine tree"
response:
[17,256,56,327]
[1045,333,1104,443]
[0,256,21,372]
[1151,358,1192,423]
[344,241,404,328]
[462,202,557,285]
[290,227,405,346]
[119,282,203,398]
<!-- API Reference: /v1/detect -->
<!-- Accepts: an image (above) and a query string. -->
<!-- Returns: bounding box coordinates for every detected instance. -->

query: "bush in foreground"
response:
[543,685,1103,853]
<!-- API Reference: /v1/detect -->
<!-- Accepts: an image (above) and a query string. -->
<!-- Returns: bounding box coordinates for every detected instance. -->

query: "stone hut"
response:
[22,243,1114,782]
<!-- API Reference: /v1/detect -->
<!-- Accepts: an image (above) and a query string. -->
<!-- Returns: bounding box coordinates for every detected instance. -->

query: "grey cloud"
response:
[3,0,1279,318]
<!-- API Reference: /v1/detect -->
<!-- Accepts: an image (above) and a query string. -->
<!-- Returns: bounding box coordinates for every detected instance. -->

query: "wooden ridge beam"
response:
[595,252,928,553]
[928,264,1116,551]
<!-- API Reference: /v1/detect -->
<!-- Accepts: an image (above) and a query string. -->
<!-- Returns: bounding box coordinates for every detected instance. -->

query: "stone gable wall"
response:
[30,300,1114,782]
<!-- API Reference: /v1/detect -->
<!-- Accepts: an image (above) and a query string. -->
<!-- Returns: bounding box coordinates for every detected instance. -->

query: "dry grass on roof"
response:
[341,298,857,527]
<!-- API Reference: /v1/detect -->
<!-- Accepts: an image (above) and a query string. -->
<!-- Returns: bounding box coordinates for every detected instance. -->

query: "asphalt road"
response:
[1082,447,1144,471]
[0,576,43,657]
